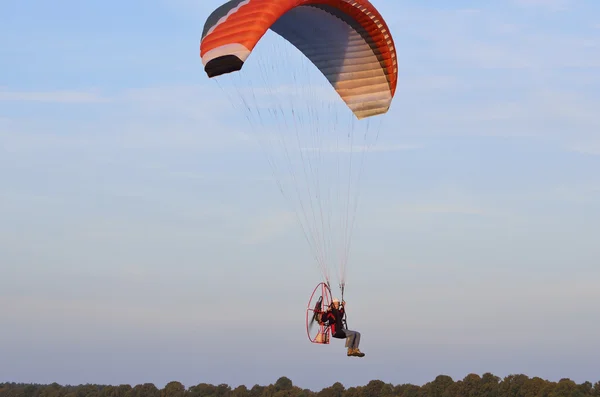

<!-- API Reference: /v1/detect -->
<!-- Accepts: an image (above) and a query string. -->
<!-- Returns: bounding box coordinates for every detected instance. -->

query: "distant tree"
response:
[117,384,132,397]
[23,384,39,397]
[262,384,279,397]
[317,382,344,397]
[3,373,600,397]
[441,381,461,397]
[77,384,101,397]
[39,382,63,397]
[1,383,22,397]
[98,384,124,397]
[593,382,600,397]
[215,384,231,397]
[101,385,118,397]
[499,374,529,397]
[379,383,394,397]
[549,378,578,397]
[344,386,360,397]
[480,373,500,397]
[579,382,594,397]
[275,378,293,392]
[248,385,265,397]
[273,389,295,397]
[130,383,160,397]
[162,381,186,397]
[362,380,388,397]
[521,376,551,397]
[396,384,420,397]
[425,375,454,397]
[296,388,313,397]
[232,385,249,397]
[189,383,216,397]
[461,373,482,397]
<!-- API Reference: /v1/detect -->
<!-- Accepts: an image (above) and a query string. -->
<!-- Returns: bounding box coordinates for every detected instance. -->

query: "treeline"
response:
[2,374,600,397]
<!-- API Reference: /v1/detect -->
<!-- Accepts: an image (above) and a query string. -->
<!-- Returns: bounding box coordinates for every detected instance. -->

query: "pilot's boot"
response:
[347,348,365,357]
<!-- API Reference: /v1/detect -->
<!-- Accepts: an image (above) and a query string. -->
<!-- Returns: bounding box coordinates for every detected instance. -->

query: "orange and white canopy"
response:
[200,0,398,119]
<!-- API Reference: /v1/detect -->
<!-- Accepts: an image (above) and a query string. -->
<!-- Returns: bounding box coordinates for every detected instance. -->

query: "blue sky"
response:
[1,0,600,391]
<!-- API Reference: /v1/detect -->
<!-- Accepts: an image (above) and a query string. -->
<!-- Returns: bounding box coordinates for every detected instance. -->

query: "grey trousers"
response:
[344,330,361,349]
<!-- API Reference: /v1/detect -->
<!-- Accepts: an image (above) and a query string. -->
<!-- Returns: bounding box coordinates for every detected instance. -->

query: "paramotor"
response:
[306,282,333,344]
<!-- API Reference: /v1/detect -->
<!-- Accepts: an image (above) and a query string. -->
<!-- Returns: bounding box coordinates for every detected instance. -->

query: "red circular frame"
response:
[306,282,333,344]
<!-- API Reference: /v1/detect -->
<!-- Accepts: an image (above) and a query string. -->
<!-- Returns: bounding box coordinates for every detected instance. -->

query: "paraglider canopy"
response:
[200,0,398,119]
[200,0,398,299]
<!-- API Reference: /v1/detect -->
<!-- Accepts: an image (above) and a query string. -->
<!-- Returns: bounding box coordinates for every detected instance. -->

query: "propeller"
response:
[308,296,323,331]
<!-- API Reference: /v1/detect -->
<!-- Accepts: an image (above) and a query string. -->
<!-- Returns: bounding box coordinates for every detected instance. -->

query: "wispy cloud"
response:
[511,0,572,11]
[233,83,340,103]
[370,194,492,223]
[383,276,600,346]
[397,75,460,92]
[397,4,599,73]
[0,85,253,153]
[0,89,109,103]
[241,210,296,245]
[0,117,10,131]
[0,294,211,333]
[402,205,487,215]
[300,143,423,153]
[568,142,600,156]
